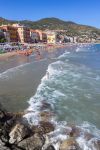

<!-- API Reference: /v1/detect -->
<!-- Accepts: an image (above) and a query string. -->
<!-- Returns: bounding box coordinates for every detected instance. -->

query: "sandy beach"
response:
[0,51,18,61]
[0,45,68,112]
[0,44,67,61]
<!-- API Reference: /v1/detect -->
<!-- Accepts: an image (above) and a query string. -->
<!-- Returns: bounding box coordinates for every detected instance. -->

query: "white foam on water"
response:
[24,58,69,124]
[76,136,100,150]
[25,48,100,150]
[79,122,100,138]
[24,111,40,125]
[76,47,81,52]
[75,122,100,150]
[57,51,70,59]
[75,44,93,53]
[95,75,100,81]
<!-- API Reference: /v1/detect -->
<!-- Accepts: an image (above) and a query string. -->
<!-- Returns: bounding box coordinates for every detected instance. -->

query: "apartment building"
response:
[30,29,40,43]
[0,25,18,42]
[13,24,31,43]
[45,31,56,44]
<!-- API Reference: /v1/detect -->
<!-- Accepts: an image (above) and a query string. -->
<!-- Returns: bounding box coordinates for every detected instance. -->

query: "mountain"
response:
[0,17,100,37]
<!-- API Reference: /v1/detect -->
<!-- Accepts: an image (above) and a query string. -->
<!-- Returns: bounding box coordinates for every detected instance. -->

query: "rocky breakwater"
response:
[0,103,100,150]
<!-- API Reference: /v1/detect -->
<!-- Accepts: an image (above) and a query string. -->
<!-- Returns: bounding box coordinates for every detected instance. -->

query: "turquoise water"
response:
[0,44,100,149]
[0,48,65,112]
[25,44,100,149]
[27,44,100,128]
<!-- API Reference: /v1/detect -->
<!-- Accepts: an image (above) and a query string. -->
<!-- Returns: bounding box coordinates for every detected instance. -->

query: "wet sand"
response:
[0,44,77,112]
[0,46,68,112]
[0,51,18,61]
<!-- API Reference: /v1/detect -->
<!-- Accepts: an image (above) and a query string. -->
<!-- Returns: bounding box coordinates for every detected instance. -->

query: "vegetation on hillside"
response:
[0,17,100,37]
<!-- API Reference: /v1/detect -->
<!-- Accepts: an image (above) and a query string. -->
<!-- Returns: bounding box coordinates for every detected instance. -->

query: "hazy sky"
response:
[0,0,100,28]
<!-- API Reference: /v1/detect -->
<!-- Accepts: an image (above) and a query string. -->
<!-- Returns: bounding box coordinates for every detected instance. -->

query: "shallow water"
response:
[24,44,100,150]
[0,44,100,149]
[26,44,100,128]
[0,48,66,112]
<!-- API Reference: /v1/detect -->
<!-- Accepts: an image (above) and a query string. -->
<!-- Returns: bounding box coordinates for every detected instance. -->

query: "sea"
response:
[0,44,100,149]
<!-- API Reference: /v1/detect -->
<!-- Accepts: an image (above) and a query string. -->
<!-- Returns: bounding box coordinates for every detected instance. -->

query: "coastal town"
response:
[0,0,100,149]
[0,23,100,56]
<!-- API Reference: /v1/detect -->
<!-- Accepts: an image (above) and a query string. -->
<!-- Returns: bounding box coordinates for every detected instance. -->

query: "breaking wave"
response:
[25,44,100,150]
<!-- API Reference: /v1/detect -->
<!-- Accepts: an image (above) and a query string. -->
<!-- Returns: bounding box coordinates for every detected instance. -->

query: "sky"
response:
[0,0,100,28]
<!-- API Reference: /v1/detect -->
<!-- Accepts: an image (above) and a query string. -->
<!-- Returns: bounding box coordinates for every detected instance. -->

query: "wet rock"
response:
[60,138,80,150]
[10,145,24,150]
[9,123,31,144]
[84,132,94,141]
[45,145,55,150]
[0,146,10,150]
[0,110,13,127]
[0,139,5,146]
[18,133,45,150]
[0,109,25,135]
[40,101,52,110]
[7,111,25,119]
[0,110,6,120]
[91,139,100,150]
[40,111,54,122]
[69,126,81,138]
[39,121,55,134]
[32,121,55,134]
[0,139,10,150]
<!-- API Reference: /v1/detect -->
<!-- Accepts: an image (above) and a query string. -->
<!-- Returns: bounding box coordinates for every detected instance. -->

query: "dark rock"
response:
[92,139,100,150]
[60,138,81,150]
[84,132,94,141]
[68,126,81,138]
[9,123,31,144]
[32,121,54,135]
[40,101,52,110]
[18,133,45,150]
[0,139,10,150]
[40,111,54,122]
[0,109,6,120]
[0,146,10,150]
[39,121,55,134]
[45,145,55,150]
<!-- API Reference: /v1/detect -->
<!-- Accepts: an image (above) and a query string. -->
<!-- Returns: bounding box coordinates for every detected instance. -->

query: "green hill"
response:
[0,17,100,37]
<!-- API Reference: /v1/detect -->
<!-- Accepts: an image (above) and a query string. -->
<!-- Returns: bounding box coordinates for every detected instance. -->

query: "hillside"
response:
[0,17,100,37]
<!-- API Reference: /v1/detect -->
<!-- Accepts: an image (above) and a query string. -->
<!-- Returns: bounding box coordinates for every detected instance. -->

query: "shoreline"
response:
[0,45,67,112]
[0,43,99,61]
[0,44,100,150]
[0,101,100,150]
[0,43,67,61]
[0,43,99,112]
[0,51,18,60]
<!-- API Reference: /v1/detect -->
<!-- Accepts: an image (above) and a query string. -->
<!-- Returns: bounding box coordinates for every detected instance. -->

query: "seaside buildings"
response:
[30,29,47,43]
[30,29,40,43]
[45,31,57,44]
[12,24,31,43]
[0,24,99,44]
[42,32,47,43]
[0,24,47,44]
[34,30,47,43]
[0,25,18,42]
[0,24,31,43]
